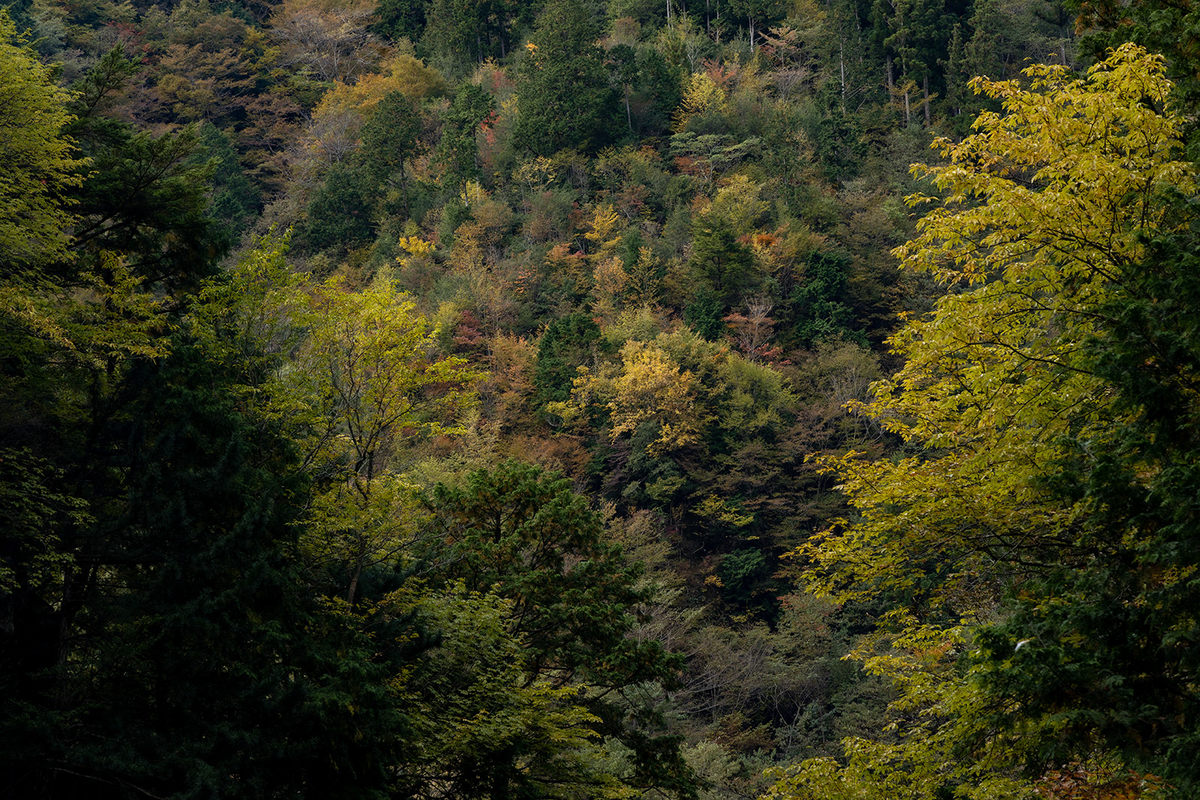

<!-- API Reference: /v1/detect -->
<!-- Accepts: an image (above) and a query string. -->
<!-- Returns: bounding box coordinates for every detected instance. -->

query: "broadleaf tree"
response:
[0,10,85,271]
[772,44,1199,798]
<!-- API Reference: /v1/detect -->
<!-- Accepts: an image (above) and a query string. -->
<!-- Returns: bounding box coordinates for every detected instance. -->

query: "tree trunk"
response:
[923,74,931,124]
[840,41,847,112]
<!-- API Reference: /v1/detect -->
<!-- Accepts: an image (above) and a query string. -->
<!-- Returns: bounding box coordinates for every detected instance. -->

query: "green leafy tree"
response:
[726,0,788,49]
[534,311,609,406]
[425,460,673,686]
[883,0,951,123]
[436,82,495,192]
[358,89,423,218]
[192,121,260,250]
[292,278,478,604]
[609,42,638,133]
[632,46,683,135]
[689,215,756,308]
[397,585,634,800]
[359,89,423,184]
[684,286,726,340]
[303,162,374,251]
[191,238,479,606]
[785,251,865,347]
[421,0,528,74]
[372,0,427,42]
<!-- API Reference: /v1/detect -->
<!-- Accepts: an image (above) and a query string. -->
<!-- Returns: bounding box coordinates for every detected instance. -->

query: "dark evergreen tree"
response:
[303,163,375,252]
[0,326,417,799]
[726,0,789,48]
[358,90,423,218]
[975,218,1200,793]
[689,216,755,308]
[422,461,698,799]
[436,83,495,192]
[1072,0,1200,115]
[360,90,423,184]
[632,46,683,135]
[785,250,865,347]
[372,0,427,42]
[534,312,609,406]
[422,0,534,74]
[193,122,261,251]
[684,286,726,341]
[513,0,621,156]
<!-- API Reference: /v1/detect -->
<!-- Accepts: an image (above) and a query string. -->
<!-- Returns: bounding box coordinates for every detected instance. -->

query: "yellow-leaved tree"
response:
[192,236,480,606]
[0,11,85,271]
[770,44,1195,799]
[550,338,708,459]
[806,43,1194,609]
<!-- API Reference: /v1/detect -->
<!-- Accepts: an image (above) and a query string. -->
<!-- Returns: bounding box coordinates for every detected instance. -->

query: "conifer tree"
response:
[514,0,620,156]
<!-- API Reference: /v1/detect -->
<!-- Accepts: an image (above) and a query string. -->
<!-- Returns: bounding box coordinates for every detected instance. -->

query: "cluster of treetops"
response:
[3,0,1200,795]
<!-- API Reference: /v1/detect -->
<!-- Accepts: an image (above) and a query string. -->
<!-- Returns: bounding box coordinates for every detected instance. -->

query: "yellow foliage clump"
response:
[672,72,726,131]
[605,341,703,456]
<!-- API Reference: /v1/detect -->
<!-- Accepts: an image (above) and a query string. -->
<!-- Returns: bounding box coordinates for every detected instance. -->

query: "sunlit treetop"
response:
[0,11,87,271]
[803,45,1197,608]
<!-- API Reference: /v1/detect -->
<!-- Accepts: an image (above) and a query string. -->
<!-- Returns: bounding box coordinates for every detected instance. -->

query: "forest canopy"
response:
[2,0,1199,797]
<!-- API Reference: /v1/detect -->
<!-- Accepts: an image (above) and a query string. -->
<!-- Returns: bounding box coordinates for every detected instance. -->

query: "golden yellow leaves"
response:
[549,339,704,458]
[396,235,435,265]
[606,341,703,456]
[673,72,727,132]
[800,45,1197,612]
[896,43,1193,290]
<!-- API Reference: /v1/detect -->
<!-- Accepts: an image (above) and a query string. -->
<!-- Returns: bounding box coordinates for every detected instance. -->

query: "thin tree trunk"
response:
[840,40,847,112]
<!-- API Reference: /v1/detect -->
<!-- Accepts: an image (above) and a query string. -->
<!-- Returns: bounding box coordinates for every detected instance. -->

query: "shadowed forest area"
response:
[3,0,1200,796]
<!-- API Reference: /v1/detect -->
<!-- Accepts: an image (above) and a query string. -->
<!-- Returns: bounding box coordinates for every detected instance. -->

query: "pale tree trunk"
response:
[840,41,847,112]
[923,74,931,124]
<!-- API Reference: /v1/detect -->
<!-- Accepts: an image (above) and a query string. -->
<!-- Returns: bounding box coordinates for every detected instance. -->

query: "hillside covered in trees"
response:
[3,0,1200,796]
